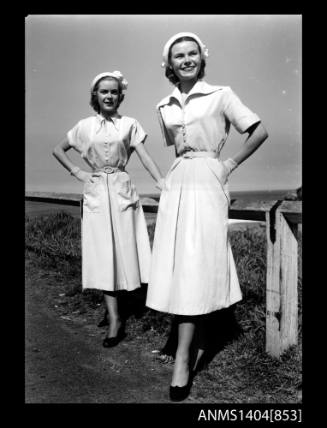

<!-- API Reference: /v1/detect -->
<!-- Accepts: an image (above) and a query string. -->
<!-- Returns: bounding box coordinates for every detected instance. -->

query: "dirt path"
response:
[24,220,268,404]
[25,272,174,404]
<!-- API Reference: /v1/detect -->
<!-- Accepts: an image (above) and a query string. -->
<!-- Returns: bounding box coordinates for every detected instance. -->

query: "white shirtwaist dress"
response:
[67,113,151,292]
[146,81,261,315]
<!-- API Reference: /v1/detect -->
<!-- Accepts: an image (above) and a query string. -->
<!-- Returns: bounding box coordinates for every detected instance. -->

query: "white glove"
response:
[155,178,167,192]
[221,158,238,184]
[70,167,97,183]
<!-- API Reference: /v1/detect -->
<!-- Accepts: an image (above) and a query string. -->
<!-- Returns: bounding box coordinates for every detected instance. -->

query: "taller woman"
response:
[146,33,268,401]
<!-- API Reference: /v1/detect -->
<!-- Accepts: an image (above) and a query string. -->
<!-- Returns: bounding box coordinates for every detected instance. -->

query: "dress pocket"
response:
[204,158,231,205]
[163,157,183,191]
[83,180,101,212]
[114,173,140,211]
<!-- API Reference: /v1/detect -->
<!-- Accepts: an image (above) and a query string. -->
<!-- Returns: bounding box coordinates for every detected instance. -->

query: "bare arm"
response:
[232,122,268,166]
[53,138,77,172]
[134,143,166,190]
[52,138,94,183]
[223,122,268,176]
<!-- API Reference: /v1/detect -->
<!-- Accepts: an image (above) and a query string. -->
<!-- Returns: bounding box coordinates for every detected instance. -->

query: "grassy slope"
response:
[25,211,302,403]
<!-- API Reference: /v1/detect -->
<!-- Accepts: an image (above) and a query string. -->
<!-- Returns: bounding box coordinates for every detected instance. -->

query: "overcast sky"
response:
[26,14,301,195]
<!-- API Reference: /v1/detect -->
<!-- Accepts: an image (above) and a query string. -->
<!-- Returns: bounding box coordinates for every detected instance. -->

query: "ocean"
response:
[229,189,291,202]
[25,189,291,221]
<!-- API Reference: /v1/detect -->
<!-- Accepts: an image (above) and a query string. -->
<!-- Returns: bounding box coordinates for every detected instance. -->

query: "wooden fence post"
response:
[278,202,300,353]
[266,202,300,358]
[265,203,282,358]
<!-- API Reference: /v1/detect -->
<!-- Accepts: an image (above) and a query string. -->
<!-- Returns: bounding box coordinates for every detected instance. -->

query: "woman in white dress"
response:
[146,33,268,400]
[53,71,165,348]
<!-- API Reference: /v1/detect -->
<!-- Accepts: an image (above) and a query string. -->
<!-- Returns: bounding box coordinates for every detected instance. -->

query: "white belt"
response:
[94,166,125,174]
[179,151,218,159]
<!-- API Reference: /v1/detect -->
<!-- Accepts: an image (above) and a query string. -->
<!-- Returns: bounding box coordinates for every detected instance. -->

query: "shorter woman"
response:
[53,71,165,347]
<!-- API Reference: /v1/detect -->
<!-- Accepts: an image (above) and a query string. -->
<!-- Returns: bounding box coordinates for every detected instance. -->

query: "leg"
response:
[158,317,178,364]
[171,316,196,386]
[192,315,208,372]
[97,307,109,327]
[103,291,121,338]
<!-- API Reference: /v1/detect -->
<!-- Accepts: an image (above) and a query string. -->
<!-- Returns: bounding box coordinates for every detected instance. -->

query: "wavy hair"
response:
[89,77,125,113]
[164,36,206,85]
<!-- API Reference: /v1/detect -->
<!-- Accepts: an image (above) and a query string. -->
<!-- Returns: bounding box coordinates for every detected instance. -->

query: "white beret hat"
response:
[90,71,128,92]
[161,32,209,67]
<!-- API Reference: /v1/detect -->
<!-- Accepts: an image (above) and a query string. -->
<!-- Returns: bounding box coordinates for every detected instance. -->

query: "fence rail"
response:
[25,191,302,358]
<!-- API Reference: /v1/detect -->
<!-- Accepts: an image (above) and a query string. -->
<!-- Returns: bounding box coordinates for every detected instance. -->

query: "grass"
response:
[25,211,302,403]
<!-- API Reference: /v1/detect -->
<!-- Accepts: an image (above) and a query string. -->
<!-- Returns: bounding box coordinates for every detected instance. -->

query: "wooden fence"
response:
[25,191,302,359]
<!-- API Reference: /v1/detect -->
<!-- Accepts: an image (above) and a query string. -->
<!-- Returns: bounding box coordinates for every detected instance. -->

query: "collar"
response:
[95,113,121,133]
[157,81,224,108]
[96,113,121,125]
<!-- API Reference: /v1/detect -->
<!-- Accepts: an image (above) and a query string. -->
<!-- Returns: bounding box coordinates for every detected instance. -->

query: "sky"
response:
[25,14,301,195]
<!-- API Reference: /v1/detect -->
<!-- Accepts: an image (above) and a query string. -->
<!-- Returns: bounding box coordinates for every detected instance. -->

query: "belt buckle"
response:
[104,166,114,174]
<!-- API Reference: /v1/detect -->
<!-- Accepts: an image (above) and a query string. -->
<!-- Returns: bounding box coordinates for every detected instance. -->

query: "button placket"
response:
[181,102,188,149]
[105,122,111,160]
[181,104,186,140]
[104,140,109,162]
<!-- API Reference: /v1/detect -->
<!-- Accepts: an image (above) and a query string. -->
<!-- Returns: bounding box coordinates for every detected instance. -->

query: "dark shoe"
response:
[98,317,109,328]
[102,329,126,348]
[97,310,109,327]
[169,375,193,402]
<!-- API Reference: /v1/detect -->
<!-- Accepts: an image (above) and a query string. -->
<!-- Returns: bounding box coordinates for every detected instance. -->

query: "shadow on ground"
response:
[98,287,244,377]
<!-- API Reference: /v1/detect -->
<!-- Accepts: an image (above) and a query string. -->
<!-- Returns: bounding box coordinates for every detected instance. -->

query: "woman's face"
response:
[170,40,201,83]
[96,78,121,116]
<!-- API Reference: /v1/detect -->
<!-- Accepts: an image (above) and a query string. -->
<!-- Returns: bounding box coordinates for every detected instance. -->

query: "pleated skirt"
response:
[146,157,242,315]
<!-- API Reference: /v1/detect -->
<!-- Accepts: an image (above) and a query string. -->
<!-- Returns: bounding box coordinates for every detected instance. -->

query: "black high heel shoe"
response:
[169,373,193,402]
[102,328,126,348]
[97,309,109,327]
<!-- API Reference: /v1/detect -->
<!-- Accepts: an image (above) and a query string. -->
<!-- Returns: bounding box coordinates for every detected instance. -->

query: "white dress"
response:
[67,113,151,292]
[146,81,261,315]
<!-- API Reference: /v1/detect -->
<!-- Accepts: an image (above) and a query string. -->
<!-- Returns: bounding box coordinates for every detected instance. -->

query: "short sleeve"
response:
[157,107,174,146]
[222,87,261,134]
[129,119,147,148]
[67,120,89,154]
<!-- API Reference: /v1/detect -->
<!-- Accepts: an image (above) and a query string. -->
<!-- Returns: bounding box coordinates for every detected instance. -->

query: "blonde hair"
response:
[89,76,125,113]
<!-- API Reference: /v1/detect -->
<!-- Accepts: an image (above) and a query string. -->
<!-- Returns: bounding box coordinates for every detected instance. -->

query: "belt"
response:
[94,166,125,174]
[179,150,218,159]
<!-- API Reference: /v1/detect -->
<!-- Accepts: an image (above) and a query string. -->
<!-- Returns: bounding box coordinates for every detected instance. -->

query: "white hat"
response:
[161,32,209,67]
[90,71,128,92]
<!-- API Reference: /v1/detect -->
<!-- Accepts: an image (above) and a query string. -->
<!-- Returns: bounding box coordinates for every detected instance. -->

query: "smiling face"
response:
[170,40,201,84]
[96,78,121,116]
